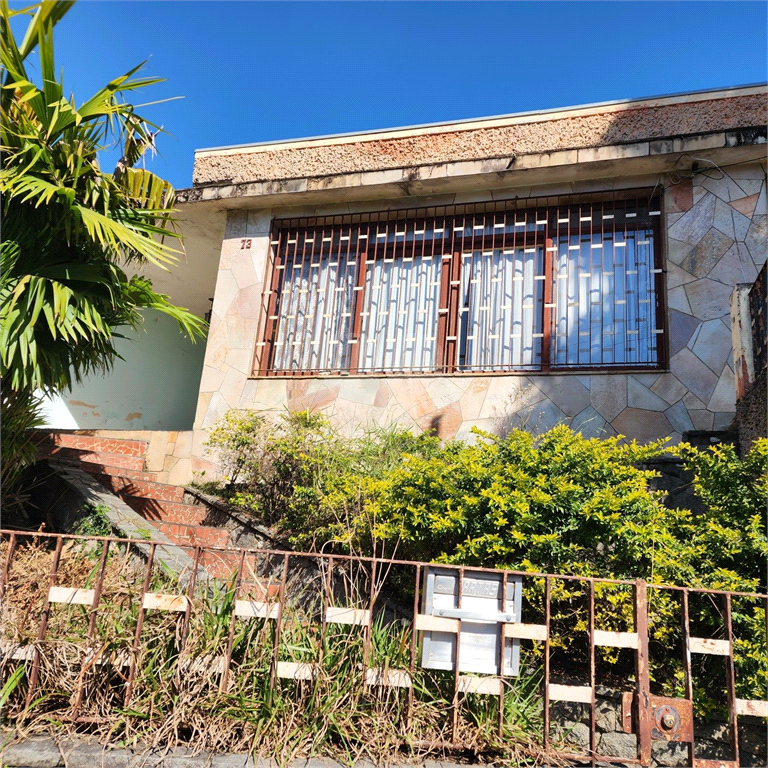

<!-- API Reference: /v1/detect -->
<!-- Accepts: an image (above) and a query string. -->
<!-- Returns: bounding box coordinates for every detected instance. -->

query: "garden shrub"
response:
[203,409,439,550]
[369,428,766,593]
[205,411,766,595]
[674,438,767,591]
[204,411,767,703]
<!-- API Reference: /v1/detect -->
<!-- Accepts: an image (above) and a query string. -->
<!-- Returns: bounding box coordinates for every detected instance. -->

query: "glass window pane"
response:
[551,224,657,367]
[271,242,358,372]
[357,253,441,372]
[458,246,544,371]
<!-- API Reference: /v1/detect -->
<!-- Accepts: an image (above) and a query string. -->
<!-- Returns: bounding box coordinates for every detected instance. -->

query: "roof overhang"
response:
[179,84,767,211]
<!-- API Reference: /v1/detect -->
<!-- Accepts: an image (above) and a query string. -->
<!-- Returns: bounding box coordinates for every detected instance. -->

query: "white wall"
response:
[41,309,207,431]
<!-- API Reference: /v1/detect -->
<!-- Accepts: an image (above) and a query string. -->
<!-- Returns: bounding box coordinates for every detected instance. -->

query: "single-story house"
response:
[41,84,768,485]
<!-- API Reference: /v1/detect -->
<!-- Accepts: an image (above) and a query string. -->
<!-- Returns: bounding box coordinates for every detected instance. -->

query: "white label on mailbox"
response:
[420,568,522,676]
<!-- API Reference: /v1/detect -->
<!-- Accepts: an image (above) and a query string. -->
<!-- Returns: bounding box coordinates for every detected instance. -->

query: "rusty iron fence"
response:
[1,530,766,767]
[749,261,766,376]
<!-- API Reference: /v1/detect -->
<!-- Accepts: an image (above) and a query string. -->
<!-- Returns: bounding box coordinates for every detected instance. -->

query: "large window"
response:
[254,192,664,376]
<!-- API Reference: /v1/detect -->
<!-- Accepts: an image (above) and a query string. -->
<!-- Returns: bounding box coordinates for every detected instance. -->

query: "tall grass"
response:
[0,537,552,765]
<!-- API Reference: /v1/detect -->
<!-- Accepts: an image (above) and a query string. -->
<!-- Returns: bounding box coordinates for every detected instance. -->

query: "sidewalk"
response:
[0,736,508,768]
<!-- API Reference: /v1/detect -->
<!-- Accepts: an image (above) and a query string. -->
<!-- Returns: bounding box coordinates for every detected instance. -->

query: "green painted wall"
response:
[41,310,207,431]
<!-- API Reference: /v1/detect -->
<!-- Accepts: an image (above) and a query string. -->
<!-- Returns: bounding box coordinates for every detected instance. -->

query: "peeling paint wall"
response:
[42,309,207,432]
[190,160,767,479]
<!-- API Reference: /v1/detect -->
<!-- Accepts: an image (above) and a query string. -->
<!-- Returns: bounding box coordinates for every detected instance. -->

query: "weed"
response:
[74,504,113,537]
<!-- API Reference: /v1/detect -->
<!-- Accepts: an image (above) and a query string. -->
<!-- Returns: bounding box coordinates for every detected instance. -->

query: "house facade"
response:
[180,85,767,479]
[38,85,767,485]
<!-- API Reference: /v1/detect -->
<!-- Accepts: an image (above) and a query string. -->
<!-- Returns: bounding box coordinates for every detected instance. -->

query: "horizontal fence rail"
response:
[1,530,766,767]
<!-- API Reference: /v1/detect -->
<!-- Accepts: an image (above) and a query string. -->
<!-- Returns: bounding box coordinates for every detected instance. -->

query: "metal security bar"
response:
[2,530,765,767]
[254,191,665,376]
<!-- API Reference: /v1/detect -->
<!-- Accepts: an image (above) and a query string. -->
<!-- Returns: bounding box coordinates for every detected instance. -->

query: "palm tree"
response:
[1,0,206,394]
[0,0,206,513]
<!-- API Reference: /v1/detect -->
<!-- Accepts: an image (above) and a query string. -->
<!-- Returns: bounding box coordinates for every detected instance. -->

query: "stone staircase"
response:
[36,432,242,578]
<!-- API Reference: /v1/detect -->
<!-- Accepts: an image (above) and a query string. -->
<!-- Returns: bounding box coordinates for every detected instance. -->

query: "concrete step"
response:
[36,432,147,457]
[39,445,145,472]
[151,521,231,550]
[80,463,159,483]
[198,549,285,585]
[93,473,185,503]
[41,456,159,483]
[123,496,210,525]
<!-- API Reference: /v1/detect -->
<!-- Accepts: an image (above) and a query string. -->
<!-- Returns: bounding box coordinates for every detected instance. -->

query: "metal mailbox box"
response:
[420,567,523,676]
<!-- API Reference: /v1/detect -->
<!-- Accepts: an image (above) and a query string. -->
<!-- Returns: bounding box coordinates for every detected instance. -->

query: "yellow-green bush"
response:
[204,413,767,703]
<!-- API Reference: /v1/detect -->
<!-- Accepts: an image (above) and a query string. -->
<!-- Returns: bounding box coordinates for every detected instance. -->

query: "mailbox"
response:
[420,567,523,676]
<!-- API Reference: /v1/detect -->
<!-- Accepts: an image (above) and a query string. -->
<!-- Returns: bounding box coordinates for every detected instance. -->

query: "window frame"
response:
[252,190,667,377]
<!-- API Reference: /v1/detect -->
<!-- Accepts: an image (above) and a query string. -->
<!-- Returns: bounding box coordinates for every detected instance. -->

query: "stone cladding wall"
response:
[191,162,767,477]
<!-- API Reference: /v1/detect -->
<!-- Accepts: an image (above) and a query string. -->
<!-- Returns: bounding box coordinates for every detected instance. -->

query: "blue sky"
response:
[13,1,768,189]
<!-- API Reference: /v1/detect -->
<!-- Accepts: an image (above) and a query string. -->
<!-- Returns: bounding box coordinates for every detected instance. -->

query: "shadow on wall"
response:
[40,309,207,432]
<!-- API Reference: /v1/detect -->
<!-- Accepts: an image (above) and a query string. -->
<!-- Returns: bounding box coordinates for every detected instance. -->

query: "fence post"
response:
[634,579,652,767]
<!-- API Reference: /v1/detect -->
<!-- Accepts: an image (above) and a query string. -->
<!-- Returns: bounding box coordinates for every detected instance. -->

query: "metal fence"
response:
[1,530,766,767]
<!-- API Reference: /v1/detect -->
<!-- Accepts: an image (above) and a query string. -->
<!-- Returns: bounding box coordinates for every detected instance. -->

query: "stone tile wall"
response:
[191,162,767,478]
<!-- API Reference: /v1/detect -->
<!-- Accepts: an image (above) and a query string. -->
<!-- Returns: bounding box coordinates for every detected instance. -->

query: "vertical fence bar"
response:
[723,593,740,765]
[681,589,695,766]
[178,546,202,654]
[221,548,247,692]
[362,558,377,684]
[498,571,508,738]
[589,579,596,765]
[70,538,111,721]
[543,575,551,751]
[124,542,156,707]
[0,532,17,603]
[408,564,421,725]
[318,554,331,670]
[85,539,110,640]
[269,554,290,690]
[23,535,64,715]
[451,567,464,744]
[634,579,652,767]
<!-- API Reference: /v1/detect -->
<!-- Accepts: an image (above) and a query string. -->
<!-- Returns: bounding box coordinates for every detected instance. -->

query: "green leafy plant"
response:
[204,409,439,552]
[135,525,155,540]
[0,1,206,508]
[1,1,206,395]
[0,387,44,521]
[73,503,112,537]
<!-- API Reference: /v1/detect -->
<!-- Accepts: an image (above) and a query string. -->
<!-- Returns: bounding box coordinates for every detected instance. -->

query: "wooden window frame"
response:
[252,191,666,377]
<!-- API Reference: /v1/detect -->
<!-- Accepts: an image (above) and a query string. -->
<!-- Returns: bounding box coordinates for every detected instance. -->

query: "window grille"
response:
[254,192,665,376]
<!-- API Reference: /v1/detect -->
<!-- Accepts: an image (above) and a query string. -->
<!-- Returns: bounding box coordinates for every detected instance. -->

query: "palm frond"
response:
[1,0,207,396]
